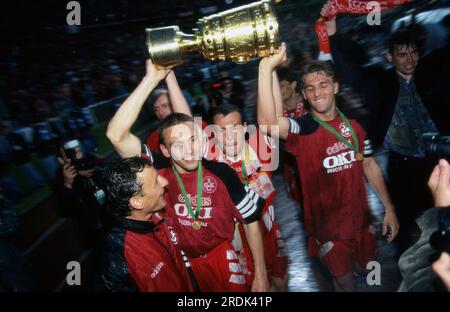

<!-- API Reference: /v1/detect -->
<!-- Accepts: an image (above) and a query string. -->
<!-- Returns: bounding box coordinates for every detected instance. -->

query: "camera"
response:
[423,132,450,161]
[62,140,95,171]
[429,209,450,254]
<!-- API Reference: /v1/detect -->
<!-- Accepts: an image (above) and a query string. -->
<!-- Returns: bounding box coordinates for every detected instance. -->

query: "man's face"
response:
[388,44,419,78]
[213,112,246,158]
[279,80,297,102]
[160,121,202,172]
[302,71,338,115]
[221,79,233,93]
[153,93,172,121]
[134,166,168,214]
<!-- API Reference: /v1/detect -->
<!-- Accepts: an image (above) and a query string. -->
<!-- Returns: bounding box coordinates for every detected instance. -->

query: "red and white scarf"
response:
[316,0,413,61]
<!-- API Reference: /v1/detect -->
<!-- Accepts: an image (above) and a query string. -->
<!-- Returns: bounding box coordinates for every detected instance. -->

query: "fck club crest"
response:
[339,122,351,138]
[203,176,217,193]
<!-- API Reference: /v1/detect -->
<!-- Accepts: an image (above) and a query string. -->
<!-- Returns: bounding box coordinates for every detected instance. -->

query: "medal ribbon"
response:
[312,108,360,154]
[172,160,203,221]
[241,144,250,186]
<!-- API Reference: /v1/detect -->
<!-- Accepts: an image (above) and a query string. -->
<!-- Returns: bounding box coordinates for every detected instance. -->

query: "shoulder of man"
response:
[340,108,375,157]
[202,158,237,180]
[101,227,137,292]
[202,159,264,223]
[247,124,277,150]
[288,114,319,136]
[141,144,171,169]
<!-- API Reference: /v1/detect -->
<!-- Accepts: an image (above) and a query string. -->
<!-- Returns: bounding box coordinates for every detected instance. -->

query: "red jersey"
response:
[206,125,278,175]
[145,129,160,153]
[142,144,264,259]
[220,130,277,207]
[213,129,287,282]
[285,113,374,242]
[283,97,306,119]
[282,97,307,204]
[202,123,278,205]
[101,213,194,292]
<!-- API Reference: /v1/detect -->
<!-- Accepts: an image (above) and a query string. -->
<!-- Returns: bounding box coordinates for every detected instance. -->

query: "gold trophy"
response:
[146,0,279,67]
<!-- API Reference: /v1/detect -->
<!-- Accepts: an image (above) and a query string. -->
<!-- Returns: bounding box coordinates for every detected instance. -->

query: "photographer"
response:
[56,140,106,250]
[398,159,450,291]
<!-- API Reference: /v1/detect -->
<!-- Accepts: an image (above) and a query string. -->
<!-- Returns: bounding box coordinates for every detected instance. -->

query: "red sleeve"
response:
[285,132,301,156]
[202,122,223,162]
[145,130,160,153]
[223,188,246,225]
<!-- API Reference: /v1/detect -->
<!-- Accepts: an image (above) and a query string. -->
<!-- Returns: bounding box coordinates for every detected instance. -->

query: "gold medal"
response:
[192,220,201,230]
[312,109,363,164]
[356,152,364,161]
[173,162,204,232]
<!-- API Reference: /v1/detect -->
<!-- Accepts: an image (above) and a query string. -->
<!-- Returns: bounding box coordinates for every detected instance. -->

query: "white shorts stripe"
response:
[229,274,246,285]
[228,262,242,274]
[226,250,238,260]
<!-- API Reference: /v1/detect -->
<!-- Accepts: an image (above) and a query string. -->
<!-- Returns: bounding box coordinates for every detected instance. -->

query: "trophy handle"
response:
[146,26,199,68]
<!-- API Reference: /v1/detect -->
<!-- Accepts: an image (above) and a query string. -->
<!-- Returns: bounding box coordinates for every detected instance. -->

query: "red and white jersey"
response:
[145,129,160,154]
[142,145,265,259]
[286,113,374,242]
[224,153,276,206]
[204,124,278,171]
[225,155,276,204]
[283,97,307,119]
[208,127,277,205]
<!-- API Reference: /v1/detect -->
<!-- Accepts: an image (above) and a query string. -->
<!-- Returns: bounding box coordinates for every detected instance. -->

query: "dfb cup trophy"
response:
[146,0,280,68]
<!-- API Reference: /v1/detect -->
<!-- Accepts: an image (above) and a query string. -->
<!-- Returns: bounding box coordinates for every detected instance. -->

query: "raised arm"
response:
[257,43,290,140]
[106,60,170,158]
[272,70,285,119]
[320,2,377,96]
[320,1,337,36]
[165,71,192,117]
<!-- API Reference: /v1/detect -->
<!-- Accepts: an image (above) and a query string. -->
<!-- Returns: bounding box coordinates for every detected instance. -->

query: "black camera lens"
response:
[430,209,450,253]
[423,133,450,161]
[73,158,94,171]
[430,230,450,253]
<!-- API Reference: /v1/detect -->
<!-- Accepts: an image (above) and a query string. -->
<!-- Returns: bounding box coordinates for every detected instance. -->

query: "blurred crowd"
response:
[0,29,147,202]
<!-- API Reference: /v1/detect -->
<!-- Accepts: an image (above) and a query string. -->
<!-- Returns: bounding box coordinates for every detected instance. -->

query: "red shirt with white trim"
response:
[142,145,265,259]
[283,97,306,119]
[286,113,374,242]
[220,129,277,207]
